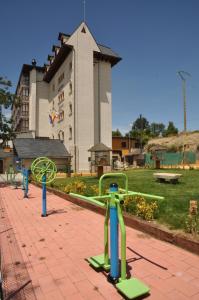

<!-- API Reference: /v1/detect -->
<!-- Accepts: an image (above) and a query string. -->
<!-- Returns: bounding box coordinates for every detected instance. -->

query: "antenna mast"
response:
[83,0,86,22]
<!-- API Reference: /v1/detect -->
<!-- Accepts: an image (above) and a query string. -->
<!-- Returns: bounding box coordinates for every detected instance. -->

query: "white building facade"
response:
[13,22,121,172]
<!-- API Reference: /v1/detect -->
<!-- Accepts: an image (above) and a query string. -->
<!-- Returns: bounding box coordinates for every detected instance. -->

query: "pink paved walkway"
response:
[1,185,199,300]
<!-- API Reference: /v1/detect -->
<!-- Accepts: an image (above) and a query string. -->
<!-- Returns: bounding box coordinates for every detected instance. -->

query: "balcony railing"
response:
[19,95,29,102]
[21,111,29,117]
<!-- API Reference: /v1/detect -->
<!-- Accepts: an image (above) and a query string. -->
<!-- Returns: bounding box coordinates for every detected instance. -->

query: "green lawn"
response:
[51,169,199,231]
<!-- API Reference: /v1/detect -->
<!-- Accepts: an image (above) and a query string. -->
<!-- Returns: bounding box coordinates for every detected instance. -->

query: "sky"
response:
[1,0,199,134]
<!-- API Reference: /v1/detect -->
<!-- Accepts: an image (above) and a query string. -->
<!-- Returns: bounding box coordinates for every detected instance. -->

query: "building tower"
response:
[13,22,121,172]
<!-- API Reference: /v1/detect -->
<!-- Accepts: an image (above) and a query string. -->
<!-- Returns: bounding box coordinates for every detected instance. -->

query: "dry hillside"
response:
[146,132,199,152]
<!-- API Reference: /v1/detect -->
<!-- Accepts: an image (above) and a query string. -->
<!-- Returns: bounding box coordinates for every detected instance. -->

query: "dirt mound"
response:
[146,132,199,152]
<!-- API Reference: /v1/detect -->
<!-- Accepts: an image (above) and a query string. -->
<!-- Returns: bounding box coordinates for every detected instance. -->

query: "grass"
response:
[51,169,199,231]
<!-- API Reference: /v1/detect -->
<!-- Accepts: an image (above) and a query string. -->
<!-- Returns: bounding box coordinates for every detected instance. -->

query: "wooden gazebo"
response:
[88,143,112,177]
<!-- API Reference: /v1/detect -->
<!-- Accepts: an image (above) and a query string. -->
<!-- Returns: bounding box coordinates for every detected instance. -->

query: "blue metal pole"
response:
[24,169,29,198]
[22,169,25,190]
[41,174,47,217]
[109,183,119,282]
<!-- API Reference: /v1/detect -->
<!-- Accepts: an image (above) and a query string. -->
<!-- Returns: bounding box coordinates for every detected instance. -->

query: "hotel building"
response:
[13,22,121,172]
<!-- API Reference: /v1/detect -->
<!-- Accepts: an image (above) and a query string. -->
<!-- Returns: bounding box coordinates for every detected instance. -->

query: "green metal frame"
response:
[31,157,57,184]
[70,172,164,299]
[6,165,15,184]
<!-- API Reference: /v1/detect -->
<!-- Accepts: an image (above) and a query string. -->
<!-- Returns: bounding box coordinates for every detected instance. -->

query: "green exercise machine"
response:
[31,157,57,216]
[70,173,164,299]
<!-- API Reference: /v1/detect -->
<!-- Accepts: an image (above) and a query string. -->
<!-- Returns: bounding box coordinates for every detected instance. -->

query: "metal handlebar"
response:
[99,173,128,196]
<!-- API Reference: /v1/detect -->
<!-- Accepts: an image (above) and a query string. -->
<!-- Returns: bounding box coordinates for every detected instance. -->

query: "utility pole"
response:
[128,123,132,153]
[140,114,143,153]
[177,70,191,167]
[177,71,191,133]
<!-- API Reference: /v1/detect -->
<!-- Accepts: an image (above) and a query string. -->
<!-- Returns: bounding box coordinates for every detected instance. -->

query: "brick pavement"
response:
[0,185,199,300]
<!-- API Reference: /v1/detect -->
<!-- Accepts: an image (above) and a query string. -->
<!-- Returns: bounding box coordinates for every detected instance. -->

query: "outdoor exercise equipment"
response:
[21,168,29,198]
[6,165,15,185]
[31,157,57,217]
[70,173,164,299]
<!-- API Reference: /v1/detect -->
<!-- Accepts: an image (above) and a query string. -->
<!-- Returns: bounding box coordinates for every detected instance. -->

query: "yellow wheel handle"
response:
[31,157,57,184]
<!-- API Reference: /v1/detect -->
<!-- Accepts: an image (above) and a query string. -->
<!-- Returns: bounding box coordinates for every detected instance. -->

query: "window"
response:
[69,126,72,140]
[69,61,72,71]
[135,143,140,148]
[121,142,127,148]
[22,88,29,96]
[81,27,86,33]
[23,76,29,85]
[58,72,64,85]
[22,119,29,131]
[69,82,72,95]
[69,103,72,116]
[58,91,64,104]
[22,103,29,115]
[59,111,64,122]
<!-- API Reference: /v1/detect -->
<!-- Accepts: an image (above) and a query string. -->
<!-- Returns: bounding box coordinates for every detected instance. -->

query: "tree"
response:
[164,121,178,137]
[150,122,165,137]
[112,129,123,137]
[128,115,150,147]
[0,76,19,145]
[132,115,150,132]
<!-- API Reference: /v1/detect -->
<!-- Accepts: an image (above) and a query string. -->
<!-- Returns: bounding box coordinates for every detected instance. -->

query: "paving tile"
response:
[165,276,199,298]
[33,263,49,277]
[167,290,190,300]
[65,293,85,300]
[144,275,175,294]
[187,266,199,279]
[75,279,105,300]
[192,293,199,300]
[38,275,57,293]
[1,184,199,300]
[191,278,199,289]
[146,288,168,300]
[56,277,78,297]
[48,265,67,280]
[32,285,47,300]
[44,290,64,300]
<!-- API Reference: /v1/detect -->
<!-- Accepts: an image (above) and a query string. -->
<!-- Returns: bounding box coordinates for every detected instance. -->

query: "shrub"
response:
[185,214,199,235]
[136,197,158,221]
[124,196,137,214]
[64,180,87,195]
[124,195,158,221]
[89,184,99,196]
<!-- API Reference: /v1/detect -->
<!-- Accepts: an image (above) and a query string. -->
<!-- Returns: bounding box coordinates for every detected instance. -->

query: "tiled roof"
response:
[13,138,70,159]
[88,143,112,152]
[15,64,44,94]
[43,44,73,82]
[97,44,120,59]
[57,32,122,66]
